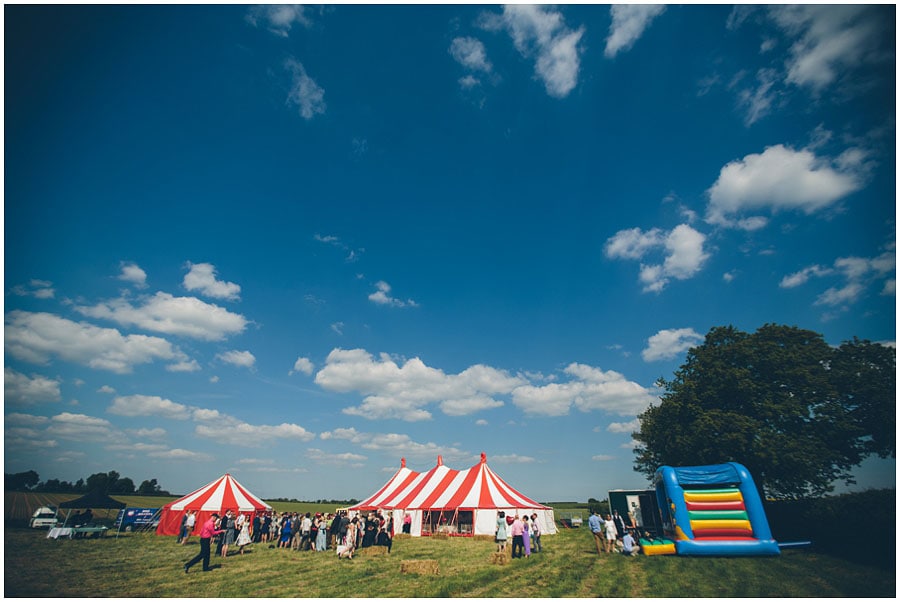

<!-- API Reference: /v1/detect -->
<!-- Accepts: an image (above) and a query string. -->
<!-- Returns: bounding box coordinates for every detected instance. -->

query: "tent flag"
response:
[155,474,272,536]
[349,453,556,537]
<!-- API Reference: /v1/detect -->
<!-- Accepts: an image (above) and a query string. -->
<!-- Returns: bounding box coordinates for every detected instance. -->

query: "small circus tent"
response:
[349,453,556,537]
[155,474,272,536]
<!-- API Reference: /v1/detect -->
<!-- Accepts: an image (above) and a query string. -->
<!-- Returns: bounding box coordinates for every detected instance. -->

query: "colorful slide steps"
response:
[652,462,779,556]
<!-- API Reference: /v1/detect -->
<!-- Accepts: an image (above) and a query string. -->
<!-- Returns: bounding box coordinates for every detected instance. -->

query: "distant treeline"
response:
[266,497,360,505]
[5,470,171,496]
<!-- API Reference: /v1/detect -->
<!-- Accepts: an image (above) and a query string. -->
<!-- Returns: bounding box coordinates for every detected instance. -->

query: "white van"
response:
[29,506,59,529]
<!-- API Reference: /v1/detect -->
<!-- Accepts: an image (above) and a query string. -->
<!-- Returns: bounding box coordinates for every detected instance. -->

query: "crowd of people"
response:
[494,511,544,559]
[181,505,644,573]
[587,508,641,556]
[182,508,393,572]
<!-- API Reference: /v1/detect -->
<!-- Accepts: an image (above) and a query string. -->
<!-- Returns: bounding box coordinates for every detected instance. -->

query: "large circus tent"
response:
[155,474,272,536]
[349,453,556,537]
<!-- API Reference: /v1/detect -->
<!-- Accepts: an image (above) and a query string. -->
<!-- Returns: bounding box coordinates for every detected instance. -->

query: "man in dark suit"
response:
[613,510,626,539]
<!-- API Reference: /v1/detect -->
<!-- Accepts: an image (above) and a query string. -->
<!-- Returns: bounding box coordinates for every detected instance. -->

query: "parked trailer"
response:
[608,489,664,536]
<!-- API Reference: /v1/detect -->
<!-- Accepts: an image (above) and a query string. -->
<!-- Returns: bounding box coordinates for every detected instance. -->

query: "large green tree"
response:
[634,324,895,499]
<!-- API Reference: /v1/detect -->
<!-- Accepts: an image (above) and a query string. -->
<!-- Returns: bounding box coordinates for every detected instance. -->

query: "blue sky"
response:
[5,4,896,502]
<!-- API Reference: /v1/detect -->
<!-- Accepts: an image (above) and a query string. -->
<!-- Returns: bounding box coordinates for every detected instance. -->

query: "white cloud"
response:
[331,322,345,335]
[195,421,316,446]
[607,419,641,434]
[285,58,326,120]
[46,412,126,443]
[319,429,471,465]
[306,447,367,467]
[6,413,51,427]
[780,264,833,288]
[183,262,241,301]
[511,363,657,417]
[217,350,256,369]
[780,247,895,311]
[368,281,418,308]
[12,279,55,299]
[108,394,192,420]
[490,454,535,464]
[458,75,480,89]
[245,4,311,37]
[736,68,780,126]
[118,262,147,288]
[450,36,492,73]
[604,4,666,58]
[642,328,704,362]
[475,419,488,426]
[128,427,167,439]
[290,356,314,376]
[5,310,185,374]
[75,291,248,341]
[148,448,213,461]
[592,454,616,461]
[768,5,887,93]
[315,348,525,421]
[98,385,116,394]
[706,144,865,229]
[605,224,709,293]
[4,367,62,404]
[482,5,584,98]
[166,359,201,373]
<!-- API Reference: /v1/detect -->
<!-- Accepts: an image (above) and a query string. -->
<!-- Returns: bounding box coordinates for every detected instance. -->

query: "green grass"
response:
[4,524,894,597]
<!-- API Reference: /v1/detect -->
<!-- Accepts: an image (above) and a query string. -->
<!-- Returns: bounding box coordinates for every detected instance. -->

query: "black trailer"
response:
[607,489,664,536]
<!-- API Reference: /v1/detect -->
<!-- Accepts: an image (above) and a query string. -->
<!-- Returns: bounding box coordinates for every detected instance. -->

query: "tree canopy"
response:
[633,324,895,499]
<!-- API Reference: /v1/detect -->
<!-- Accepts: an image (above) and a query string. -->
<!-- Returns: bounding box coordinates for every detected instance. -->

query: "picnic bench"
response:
[47,526,109,540]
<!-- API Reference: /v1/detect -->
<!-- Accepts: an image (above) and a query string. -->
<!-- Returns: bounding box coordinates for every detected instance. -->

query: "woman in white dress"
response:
[604,514,618,553]
[236,513,252,555]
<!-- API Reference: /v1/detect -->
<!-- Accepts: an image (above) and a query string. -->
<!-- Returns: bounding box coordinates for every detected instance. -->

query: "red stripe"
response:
[220,477,239,511]
[355,469,404,508]
[693,529,755,538]
[691,535,758,541]
[393,466,442,508]
[686,501,745,511]
[189,476,225,509]
[419,469,460,508]
[443,467,482,508]
[229,478,268,509]
[359,470,422,510]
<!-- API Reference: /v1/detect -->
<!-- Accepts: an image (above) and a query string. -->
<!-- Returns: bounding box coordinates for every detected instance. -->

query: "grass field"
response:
[4,521,894,597]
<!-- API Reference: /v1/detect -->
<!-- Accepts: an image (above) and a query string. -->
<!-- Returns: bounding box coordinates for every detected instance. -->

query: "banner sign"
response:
[115,507,159,528]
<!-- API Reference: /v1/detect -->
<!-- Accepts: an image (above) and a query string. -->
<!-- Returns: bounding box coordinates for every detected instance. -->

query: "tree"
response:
[137,478,161,495]
[633,324,895,500]
[109,477,135,494]
[5,470,39,491]
[86,470,120,493]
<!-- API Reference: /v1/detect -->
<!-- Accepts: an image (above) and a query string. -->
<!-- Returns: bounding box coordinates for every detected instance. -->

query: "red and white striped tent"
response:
[349,453,556,537]
[155,474,272,536]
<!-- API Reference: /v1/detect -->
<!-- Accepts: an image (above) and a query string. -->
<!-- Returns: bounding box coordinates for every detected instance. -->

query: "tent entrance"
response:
[421,509,474,536]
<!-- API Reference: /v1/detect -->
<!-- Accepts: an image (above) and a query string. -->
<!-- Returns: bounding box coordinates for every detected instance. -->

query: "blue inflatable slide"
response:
[653,462,779,556]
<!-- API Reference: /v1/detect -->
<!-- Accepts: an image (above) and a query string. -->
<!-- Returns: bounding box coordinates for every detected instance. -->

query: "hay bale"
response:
[400,559,440,575]
[430,532,449,540]
[473,534,495,543]
[393,533,411,540]
[357,545,388,557]
[489,552,509,565]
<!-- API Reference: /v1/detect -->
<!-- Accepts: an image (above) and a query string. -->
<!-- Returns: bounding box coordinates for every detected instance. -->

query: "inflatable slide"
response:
[653,462,779,556]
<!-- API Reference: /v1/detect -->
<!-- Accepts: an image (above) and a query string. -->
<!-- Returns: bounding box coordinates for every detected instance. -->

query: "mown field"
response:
[5,519,894,597]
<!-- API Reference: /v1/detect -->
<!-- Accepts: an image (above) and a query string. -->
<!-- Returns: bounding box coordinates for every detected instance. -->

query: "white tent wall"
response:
[473,508,557,537]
